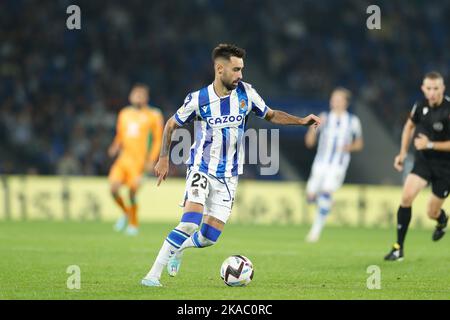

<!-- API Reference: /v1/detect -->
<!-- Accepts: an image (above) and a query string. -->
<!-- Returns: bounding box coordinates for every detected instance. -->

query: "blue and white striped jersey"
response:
[313,110,362,170]
[174,81,269,178]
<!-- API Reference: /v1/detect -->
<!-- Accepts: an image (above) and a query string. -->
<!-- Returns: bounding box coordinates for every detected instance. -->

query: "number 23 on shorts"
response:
[191,173,208,189]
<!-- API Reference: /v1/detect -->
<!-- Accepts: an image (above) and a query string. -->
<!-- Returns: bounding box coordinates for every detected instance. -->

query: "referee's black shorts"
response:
[411,157,450,199]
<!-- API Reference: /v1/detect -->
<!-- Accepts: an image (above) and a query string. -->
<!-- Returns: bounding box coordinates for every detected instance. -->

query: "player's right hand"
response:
[301,114,321,128]
[154,156,169,186]
[394,153,406,172]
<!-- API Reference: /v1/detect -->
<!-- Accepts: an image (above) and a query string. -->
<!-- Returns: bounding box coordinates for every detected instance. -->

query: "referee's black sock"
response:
[396,206,412,248]
[437,209,447,225]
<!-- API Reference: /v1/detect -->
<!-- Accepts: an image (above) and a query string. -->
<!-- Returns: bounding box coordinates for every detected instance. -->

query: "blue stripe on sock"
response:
[173,228,190,239]
[318,193,332,216]
[201,224,222,242]
[192,232,202,248]
[181,212,203,225]
[167,229,189,247]
[166,238,181,249]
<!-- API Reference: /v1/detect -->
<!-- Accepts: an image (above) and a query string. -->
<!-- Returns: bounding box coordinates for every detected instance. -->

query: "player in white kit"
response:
[305,88,363,242]
[141,44,321,287]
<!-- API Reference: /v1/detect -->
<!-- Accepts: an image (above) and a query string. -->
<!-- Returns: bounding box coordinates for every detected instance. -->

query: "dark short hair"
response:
[333,87,352,102]
[131,83,150,94]
[424,71,443,81]
[212,43,246,61]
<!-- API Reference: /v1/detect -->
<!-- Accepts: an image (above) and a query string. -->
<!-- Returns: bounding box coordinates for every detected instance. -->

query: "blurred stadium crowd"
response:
[0,0,449,177]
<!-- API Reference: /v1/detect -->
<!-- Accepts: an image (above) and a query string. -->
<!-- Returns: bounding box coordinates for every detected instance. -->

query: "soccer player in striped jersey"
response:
[141,43,321,287]
[304,88,363,242]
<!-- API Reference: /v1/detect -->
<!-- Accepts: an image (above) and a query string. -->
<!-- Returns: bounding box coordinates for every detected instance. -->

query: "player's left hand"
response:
[414,133,430,150]
[301,114,321,128]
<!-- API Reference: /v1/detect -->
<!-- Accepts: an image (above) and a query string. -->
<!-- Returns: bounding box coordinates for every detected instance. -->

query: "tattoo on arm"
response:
[160,117,180,157]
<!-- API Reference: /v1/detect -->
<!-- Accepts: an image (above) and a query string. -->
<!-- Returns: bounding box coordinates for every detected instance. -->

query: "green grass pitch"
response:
[0,221,449,300]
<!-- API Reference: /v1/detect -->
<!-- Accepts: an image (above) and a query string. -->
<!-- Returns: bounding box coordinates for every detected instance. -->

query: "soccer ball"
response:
[220,255,254,287]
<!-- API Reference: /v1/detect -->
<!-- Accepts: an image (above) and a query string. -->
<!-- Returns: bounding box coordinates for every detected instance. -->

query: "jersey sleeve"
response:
[351,115,363,141]
[174,92,198,126]
[247,84,269,119]
[147,110,164,163]
[410,102,420,124]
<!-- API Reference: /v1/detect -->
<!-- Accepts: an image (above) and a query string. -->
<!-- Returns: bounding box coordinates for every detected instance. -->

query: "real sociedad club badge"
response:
[240,99,246,110]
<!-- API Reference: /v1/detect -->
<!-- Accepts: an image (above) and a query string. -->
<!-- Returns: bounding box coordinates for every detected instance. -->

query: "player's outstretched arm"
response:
[394,118,416,172]
[154,116,181,186]
[264,108,321,128]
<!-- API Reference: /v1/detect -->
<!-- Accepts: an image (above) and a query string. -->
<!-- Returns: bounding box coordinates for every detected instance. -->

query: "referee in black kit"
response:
[385,71,450,261]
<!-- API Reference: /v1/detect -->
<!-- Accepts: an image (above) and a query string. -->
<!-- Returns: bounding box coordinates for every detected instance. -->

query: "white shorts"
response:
[182,169,238,223]
[306,164,347,196]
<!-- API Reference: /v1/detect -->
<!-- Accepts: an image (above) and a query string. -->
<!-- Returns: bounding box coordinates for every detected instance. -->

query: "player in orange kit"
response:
[108,84,164,235]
